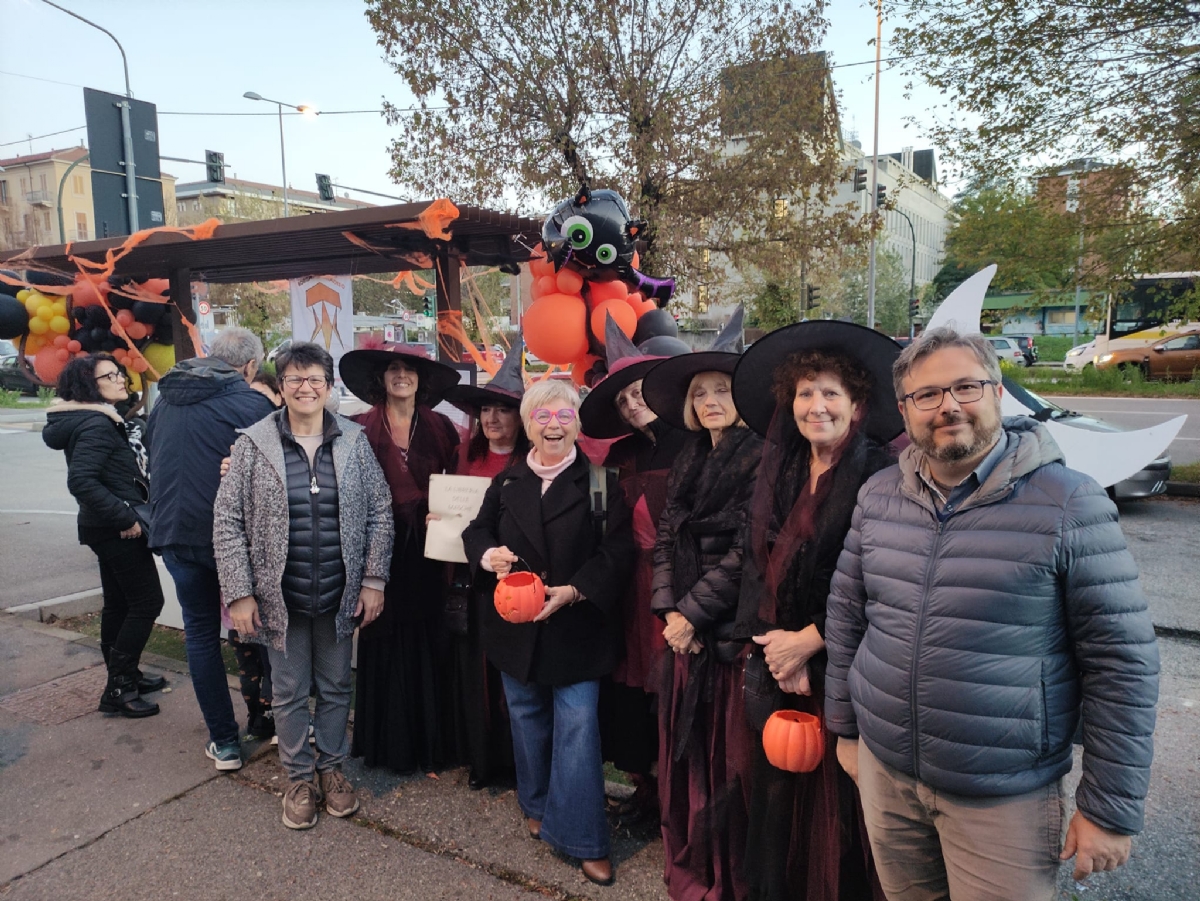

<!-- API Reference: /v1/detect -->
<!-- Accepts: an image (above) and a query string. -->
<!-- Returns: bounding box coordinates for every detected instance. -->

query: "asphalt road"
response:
[1043,395,1200,466]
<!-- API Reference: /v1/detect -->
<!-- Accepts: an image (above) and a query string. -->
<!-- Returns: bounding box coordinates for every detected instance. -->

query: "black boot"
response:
[137,671,167,693]
[98,674,160,717]
[99,650,159,718]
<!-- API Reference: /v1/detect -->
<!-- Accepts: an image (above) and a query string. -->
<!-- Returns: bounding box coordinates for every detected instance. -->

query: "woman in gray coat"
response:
[214,342,393,830]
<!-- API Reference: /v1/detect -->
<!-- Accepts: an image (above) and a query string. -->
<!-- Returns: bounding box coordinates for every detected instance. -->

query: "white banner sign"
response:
[289,275,354,388]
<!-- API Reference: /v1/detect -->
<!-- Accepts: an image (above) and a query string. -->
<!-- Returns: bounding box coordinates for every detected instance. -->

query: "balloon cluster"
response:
[0,269,177,389]
[522,186,690,387]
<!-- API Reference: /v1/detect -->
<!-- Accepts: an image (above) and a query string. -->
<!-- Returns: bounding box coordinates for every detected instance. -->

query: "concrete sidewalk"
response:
[1,613,1197,900]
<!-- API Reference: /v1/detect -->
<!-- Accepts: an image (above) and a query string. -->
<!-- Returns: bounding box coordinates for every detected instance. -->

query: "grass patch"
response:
[1171,461,1200,483]
[1009,364,1200,398]
[1031,335,1088,363]
[0,387,55,408]
[54,611,239,676]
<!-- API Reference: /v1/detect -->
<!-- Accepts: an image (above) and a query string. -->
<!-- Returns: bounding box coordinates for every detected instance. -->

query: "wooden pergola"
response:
[0,200,543,363]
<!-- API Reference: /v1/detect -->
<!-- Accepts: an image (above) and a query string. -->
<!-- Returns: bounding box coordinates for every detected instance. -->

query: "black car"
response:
[1005,335,1039,366]
[0,355,40,396]
[1003,378,1169,500]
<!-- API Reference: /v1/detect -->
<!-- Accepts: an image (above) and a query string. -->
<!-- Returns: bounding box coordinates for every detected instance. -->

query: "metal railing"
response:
[25,190,55,206]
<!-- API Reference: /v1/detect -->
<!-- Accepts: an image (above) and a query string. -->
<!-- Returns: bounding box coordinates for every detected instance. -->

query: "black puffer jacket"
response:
[42,401,145,544]
[279,415,345,617]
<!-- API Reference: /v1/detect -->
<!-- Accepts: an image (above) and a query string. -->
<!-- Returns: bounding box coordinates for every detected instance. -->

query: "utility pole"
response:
[866,0,883,329]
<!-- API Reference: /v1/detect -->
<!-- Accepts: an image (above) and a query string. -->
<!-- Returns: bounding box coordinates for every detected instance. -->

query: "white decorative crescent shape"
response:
[926,264,996,332]
[926,265,1186,487]
[1043,416,1185,487]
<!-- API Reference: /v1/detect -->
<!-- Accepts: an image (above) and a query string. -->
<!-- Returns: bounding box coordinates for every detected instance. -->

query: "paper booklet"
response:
[424,474,493,563]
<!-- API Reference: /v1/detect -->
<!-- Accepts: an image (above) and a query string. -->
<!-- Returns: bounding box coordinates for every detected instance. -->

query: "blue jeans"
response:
[501,674,609,859]
[162,545,239,747]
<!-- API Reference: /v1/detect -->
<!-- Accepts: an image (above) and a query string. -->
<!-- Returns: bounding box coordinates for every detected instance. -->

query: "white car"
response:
[987,336,1027,367]
[1062,340,1097,370]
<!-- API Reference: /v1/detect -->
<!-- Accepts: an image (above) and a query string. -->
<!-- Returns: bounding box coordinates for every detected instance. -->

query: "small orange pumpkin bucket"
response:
[493,562,546,623]
[762,710,825,773]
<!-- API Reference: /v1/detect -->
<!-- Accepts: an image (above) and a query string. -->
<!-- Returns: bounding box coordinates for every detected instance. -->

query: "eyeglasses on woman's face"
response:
[530,407,577,426]
[281,375,329,389]
[95,370,124,384]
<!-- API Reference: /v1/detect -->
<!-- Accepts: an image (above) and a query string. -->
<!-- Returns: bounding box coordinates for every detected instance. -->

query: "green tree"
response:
[366,0,865,290]
[887,0,1200,274]
[819,246,912,337]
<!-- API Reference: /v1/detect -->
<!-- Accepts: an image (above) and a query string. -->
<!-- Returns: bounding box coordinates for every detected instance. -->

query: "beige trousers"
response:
[858,742,1065,901]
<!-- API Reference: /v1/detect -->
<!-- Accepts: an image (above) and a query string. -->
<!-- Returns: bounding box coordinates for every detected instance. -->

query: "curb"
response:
[1165,481,1200,498]
[5,588,104,622]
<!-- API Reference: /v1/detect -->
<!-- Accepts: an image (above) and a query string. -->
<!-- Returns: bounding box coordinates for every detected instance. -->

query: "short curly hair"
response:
[771,349,874,409]
[56,353,123,403]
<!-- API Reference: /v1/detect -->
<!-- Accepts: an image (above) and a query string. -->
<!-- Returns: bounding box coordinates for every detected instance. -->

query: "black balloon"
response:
[131,301,166,324]
[632,308,678,344]
[0,296,29,339]
[25,269,73,288]
[638,335,692,356]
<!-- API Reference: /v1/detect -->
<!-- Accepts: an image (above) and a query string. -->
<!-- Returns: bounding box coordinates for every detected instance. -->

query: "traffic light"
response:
[316,173,334,202]
[852,168,867,193]
[806,284,820,311]
[423,295,435,317]
[876,184,888,206]
[205,150,225,184]
[909,296,920,319]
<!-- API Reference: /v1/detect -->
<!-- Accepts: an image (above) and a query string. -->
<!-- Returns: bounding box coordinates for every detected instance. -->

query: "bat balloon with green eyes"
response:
[541,185,675,306]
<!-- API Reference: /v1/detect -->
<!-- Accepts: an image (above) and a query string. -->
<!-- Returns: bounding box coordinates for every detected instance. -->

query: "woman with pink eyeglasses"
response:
[463,378,635,887]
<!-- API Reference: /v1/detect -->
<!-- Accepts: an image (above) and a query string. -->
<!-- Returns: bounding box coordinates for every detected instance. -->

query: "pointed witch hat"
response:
[579,313,685,439]
[444,338,527,414]
[641,306,747,430]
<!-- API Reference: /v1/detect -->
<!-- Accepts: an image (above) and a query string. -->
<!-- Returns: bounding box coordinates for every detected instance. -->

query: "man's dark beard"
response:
[916,411,1002,463]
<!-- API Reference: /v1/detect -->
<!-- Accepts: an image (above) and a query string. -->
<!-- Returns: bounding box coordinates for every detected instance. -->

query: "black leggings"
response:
[89,536,165,676]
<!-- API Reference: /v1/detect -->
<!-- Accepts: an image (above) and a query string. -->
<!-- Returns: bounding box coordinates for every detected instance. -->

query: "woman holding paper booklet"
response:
[339,342,462,775]
[439,343,531,789]
[462,379,634,886]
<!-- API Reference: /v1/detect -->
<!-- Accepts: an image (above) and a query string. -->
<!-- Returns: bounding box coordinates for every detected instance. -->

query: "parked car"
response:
[1096,330,1200,380]
[0,355,39,396]
[1062,339,1097,370]
[1005,335,1039,366]
[0,339,17,357]
[987,336,1027,367]
[1003,377,1170,500]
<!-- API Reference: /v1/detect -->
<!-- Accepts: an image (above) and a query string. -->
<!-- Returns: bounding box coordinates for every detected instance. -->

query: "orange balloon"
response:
[627,294,658,317]
[25,334,45,353]
[590,299,637,344]
[140,278,170,296]
[632,251,640,269]
[556,268,584,296]
[115,309,135,328]
[130,356,150,373]
[33,346,68,383]
[533,275,558,299]
[522,294,589,365]
[570,353,600,387]
[52,334,71,349]
[528,253,555,280]
[55,348,70,363]
[72,275,108,308]
[67,339,82,353]
[586,279,629,304]
[126,322,149,341]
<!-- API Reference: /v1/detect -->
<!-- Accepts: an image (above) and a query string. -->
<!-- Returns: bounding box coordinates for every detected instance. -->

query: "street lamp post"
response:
[895,208,918,338]
[243,92,318,217]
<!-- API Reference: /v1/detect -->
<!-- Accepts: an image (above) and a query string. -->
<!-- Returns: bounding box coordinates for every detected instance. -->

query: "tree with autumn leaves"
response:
[365,0,870,315]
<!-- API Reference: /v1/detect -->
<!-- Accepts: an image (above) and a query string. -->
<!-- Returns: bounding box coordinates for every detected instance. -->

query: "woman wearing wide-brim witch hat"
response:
[440,340,530,790]
[640,307,766,901]
[730,320,901,901]
[339,342,464,775]
[578,315,690,825]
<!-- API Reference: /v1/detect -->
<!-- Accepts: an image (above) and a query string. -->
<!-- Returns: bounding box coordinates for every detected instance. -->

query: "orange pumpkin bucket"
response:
[762,710,825,773]
[493,570,546,623]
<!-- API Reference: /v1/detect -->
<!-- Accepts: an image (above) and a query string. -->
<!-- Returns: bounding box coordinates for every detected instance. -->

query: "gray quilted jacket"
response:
[213,411,394,652]
[825,417,1159,835]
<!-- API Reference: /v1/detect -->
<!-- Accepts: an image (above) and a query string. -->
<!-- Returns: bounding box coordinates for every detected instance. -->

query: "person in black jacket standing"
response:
[147,327,275,771]
[43,354,165,718]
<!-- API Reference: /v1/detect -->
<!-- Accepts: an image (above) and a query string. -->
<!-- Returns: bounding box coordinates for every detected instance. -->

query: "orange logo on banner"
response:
[306,282,345,350]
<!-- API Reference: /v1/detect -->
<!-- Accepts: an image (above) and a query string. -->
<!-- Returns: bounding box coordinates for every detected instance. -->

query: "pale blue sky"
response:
[0,0,950,210]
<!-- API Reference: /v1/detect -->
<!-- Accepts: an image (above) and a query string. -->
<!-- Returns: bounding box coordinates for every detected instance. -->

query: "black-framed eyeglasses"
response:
[531,407,577,426]
[95,371,124,384]
[903,379,997,411]
[281,375,329,389]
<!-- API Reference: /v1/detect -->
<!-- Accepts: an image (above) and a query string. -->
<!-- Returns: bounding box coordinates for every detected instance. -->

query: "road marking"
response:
[0,509,78,516]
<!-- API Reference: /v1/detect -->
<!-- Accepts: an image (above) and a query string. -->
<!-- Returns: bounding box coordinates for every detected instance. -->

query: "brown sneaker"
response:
[318,769,360,818]
[281,779,320,829]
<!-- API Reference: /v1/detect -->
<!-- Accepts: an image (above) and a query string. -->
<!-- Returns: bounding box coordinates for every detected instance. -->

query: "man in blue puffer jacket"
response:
[825,327,1159,901]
